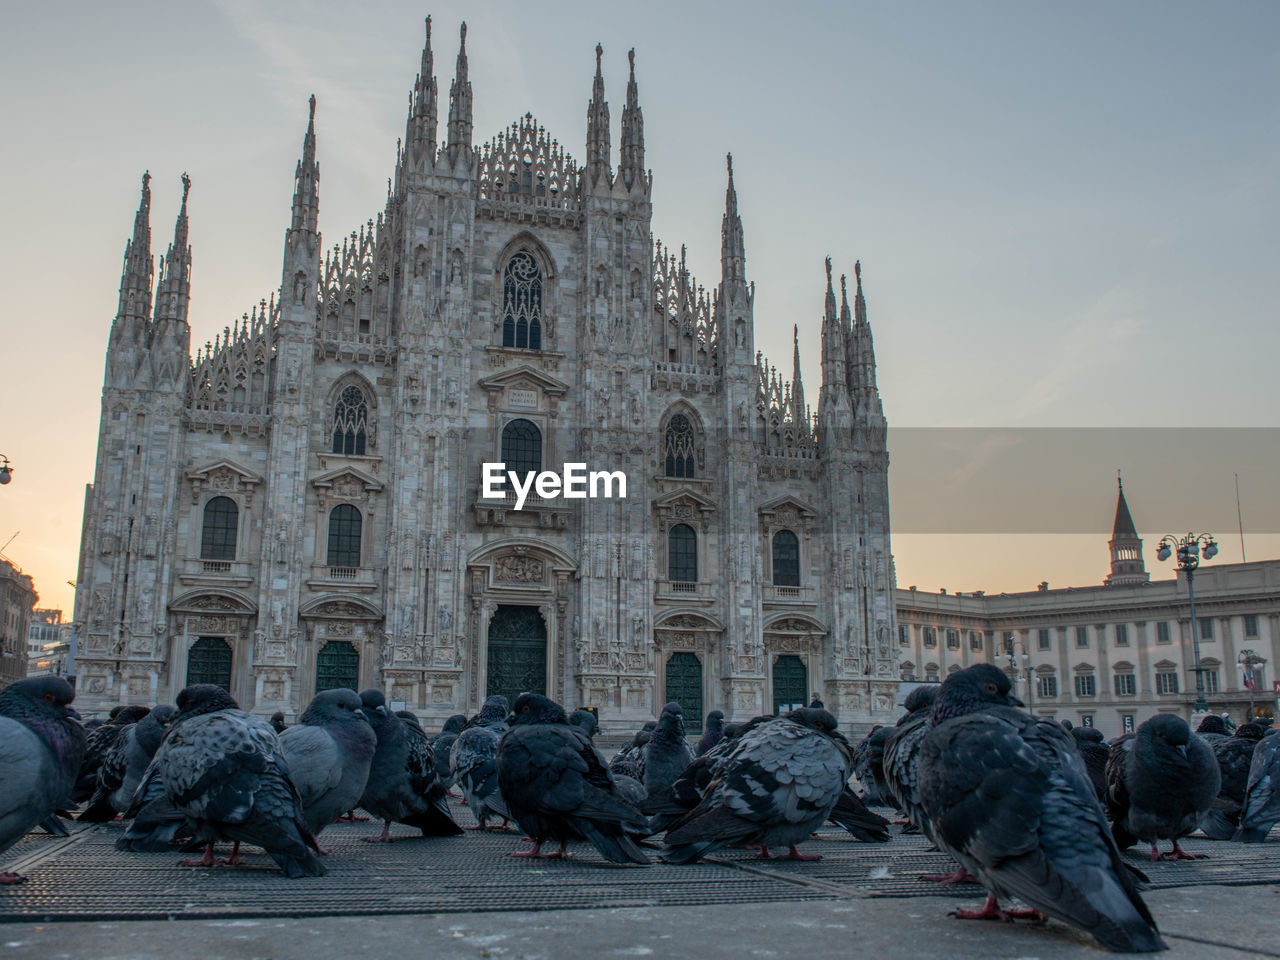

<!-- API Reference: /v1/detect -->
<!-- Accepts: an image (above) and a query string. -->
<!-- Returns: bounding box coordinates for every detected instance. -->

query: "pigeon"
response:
[1235,730,1280,842]
[644,716,763,831]
[826,785,892,843]
[639,702,695,799]
[614,774,647,807]
[0,677,86,884]
[610,721,656,774]
[279,688,376,839]
[79,705,177,822]
[696,711,726,756]
[357,688,461,842]
[129,684,325,877]
[663,708,852,864]
[920,664,1166,952]
[883,685,941,841]
[430,714,468,789]
[451,695,512,830]
[1200,723,1267,840]
[1070,726,1111,803]
[1104,715,1220,862]
[569,708,600,740]
[72,705,150,803]
[851,725,892,806]
[1195,715,1228,744]
[270,711,287,734]
[497,693,650,863]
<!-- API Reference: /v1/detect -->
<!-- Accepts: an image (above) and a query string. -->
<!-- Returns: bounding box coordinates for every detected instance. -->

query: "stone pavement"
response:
[2,810,1277,958]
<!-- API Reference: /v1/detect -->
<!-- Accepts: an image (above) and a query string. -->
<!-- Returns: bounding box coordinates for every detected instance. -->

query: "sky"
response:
[1,0,1277,614]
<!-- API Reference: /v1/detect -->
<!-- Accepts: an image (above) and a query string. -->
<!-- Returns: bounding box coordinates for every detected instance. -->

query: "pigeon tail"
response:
[1197,807,1237,840]
[661,839,724,865]
[405,798,464,836]
[570,817,651,864]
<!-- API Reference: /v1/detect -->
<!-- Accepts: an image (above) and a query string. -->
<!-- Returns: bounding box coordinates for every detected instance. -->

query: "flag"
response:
[1243,669,1255,690]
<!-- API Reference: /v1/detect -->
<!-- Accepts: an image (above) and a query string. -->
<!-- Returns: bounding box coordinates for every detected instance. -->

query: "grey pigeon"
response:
[851,725,892,806]
[80,705,177,822]
[1195,715,1228,744]
[663,708,852,864]
[696,711,725,756]
[643,716,764,831]
[280,688,376,839]
[129,684,324,876]
[1070,726,1111,804]
[569,708,599,740]
[0,677,86,884]
[1235,730,1280,842]
[920,664,1165,952]
[1105,715,1219,861]
[430,714,468,789]
[357,689,462,842]
[497,693,650,863]
[451,695,511,830]
[639,702,695,798]
[610,721,656,774]
[614,774,647,807]
[883,685,941,841]
[72,705,149,803]
[1201,722,1266,840]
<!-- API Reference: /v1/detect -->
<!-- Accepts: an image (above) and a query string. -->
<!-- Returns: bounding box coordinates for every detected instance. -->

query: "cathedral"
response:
[73,20,898,730]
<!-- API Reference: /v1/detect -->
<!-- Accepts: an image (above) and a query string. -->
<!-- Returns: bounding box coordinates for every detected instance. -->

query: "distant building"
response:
[27,609,73,678]
[897,481,1279,735]
[0,560,38,686]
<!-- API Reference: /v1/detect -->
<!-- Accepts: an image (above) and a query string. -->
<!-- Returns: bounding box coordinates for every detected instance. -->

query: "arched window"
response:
[331,385,369,455]
[200,497,238,561]
[327,504,363,568]
[771,530,800,586]
[663,413,697,478]
[501,419,542,478]
[668,523,698,583]
[502,251,542,349]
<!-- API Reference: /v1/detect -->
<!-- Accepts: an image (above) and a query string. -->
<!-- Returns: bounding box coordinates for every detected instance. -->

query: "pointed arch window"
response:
[501,419,542,479]
[331,385,369,455]
[502,252,542,349]
[668,523,698,583]
[200,497,238,561]
[327,504,363,568]
[663,413,697,478]
[771,530,800,586]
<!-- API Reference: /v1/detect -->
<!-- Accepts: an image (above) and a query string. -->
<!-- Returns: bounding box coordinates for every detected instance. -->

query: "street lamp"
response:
[0,455,12,485]
[1005,646,1033,713]
[1237,649,1267,722]
[1156,533,1218,714]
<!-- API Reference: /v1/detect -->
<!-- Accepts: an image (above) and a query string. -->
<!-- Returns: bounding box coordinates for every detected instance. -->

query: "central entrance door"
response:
[186,636,233,691]
[664,652,704,733]
[315,640,360,693]
[486,604,547,705]
[772,654,808,714]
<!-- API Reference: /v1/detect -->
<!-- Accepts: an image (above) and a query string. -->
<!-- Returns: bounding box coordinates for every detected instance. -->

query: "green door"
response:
[316,640,360,693]
[772,655,808,714]
[487,605,547,705]
[186,636,233,691]
[664,652,704,734]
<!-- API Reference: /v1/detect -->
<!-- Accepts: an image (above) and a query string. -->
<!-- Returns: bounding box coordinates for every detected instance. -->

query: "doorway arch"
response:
[487,605,547,704]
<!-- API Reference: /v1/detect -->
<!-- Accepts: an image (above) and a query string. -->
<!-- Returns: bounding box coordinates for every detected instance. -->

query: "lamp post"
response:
[1156,533,1218,714]
[0,455,12,485]
[1005,646,1032,713]
[1237,649,1266,722]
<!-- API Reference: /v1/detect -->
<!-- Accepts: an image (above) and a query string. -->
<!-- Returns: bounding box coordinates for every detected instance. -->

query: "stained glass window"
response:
[502,252,542,349]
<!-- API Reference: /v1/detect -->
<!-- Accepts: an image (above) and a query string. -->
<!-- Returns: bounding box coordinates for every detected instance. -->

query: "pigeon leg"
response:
[0,872,28,885]
[511,840,545,858]
[338,810,370,822]
[920,867,978,884]
[951,893,1011,921]
[217,841,245,866]
[180,843,219,868]
[781,846,822,861]
[755,845,774,859]
[360,820,395,844]
[1150,843,1162,863]
[1162,840,1209,861]
[544,840,572,860]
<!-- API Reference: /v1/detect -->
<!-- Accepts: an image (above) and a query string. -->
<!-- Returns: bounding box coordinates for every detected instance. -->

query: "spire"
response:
[116,171,154,324]
[290,95,319,233]
[154,173,192,326]
[619,48,645,190]
[720,154,746,283]
[406,16,438,170]
[820,257,847,390]
[585,43,611,187]
[445,22,473,167]
[840,271,856,390]
[1105,473,1149,585]
[1112,475,1138,539]
[791,324,806,422]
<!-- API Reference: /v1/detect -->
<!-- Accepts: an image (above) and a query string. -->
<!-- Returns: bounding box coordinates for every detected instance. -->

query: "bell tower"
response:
[1105,474,1149,586]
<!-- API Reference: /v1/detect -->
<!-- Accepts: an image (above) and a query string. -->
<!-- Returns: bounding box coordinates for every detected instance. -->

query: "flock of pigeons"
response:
[1,665,1277,953]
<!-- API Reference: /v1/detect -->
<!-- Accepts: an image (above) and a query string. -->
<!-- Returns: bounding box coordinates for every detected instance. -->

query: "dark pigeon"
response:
[614,774,647,807]
[644,716,764,831]
[883,685,941,842]
[0,678,86,884]
[430,714,468,790]
[497,693,650,863]
[1195,715,1228,743]
[920,664,1166,952]
[1105,715,1219,861]
[80,705,177,822]
[1070,726,1111,803]
[696,711,725,756]
[1235,730,1280,842]
[609,721,656,774]
[270,711,287,734]
[451,695,511,830]
[131,684,325,877]
[569,709,599,740]
[280,689,377,838]
[663,708,852,864]
[72,705,149,803]
[357,688,462,842]
[639,702,695,799]
[1201,723,1267,839]
[851,725,892,806]
[826,785,892,843]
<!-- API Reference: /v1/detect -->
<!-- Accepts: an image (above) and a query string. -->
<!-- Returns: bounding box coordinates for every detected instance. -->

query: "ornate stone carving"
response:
[494,556,544,583]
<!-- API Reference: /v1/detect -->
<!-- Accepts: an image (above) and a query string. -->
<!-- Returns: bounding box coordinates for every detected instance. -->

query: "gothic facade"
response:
[73,22,897,729]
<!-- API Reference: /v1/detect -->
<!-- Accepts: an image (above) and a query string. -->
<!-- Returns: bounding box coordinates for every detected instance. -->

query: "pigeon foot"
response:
[360,822,395,844]
[1159,840,1208,862]
[337,811,370,822]
[950,894,1044,923]
[0,872,28,885]
[180,843,219,868]
[921,867,978,884]
[781,846,821,861]
[755,845,774,859]
[511,841,545,858]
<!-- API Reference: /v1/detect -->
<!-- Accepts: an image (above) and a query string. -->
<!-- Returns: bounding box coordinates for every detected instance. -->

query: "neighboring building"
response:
[72,23,898,728]
[0,560,38,687]
[27,609,73,678]
[897,482,1280,735]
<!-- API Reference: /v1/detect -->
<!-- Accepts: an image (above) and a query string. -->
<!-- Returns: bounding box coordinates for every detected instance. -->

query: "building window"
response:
[1121,714,1135,733]
[1244,615,1259,637]
[501,251,542,349]
[946,629,960,650]
[1203,668,1220,693]
[1075,626,1089,648]
[1037,628,1051,651]
[899,625,909,646]
[969,631,982,651]
[326,504,363,568]
[1074,674,1096,697]
[923,627,937,648]
[1198,618,1214,641]
[771,530,800,587]
[1115,624,1129,646]
[501,419,542,478]
[1155,671,1179,695]
[331,385,369,455]
[200,496,238,561]
[663,413,697,478]
[1157,621,1171,644]
[1037,674,1058,698]
[668,524,697,583]
[1115,673,1136,696]
[925,665,939,683]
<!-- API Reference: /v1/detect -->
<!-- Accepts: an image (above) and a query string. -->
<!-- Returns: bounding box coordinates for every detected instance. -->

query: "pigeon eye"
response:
[521,706,531,713]
[984,683,997,694]
[43,693,55,702]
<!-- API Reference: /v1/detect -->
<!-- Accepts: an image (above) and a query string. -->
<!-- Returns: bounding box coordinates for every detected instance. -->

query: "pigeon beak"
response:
[66,707,83,720]
[376,705,388,717]
[1176,744,1188,759]
[1009,696,1025,708]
